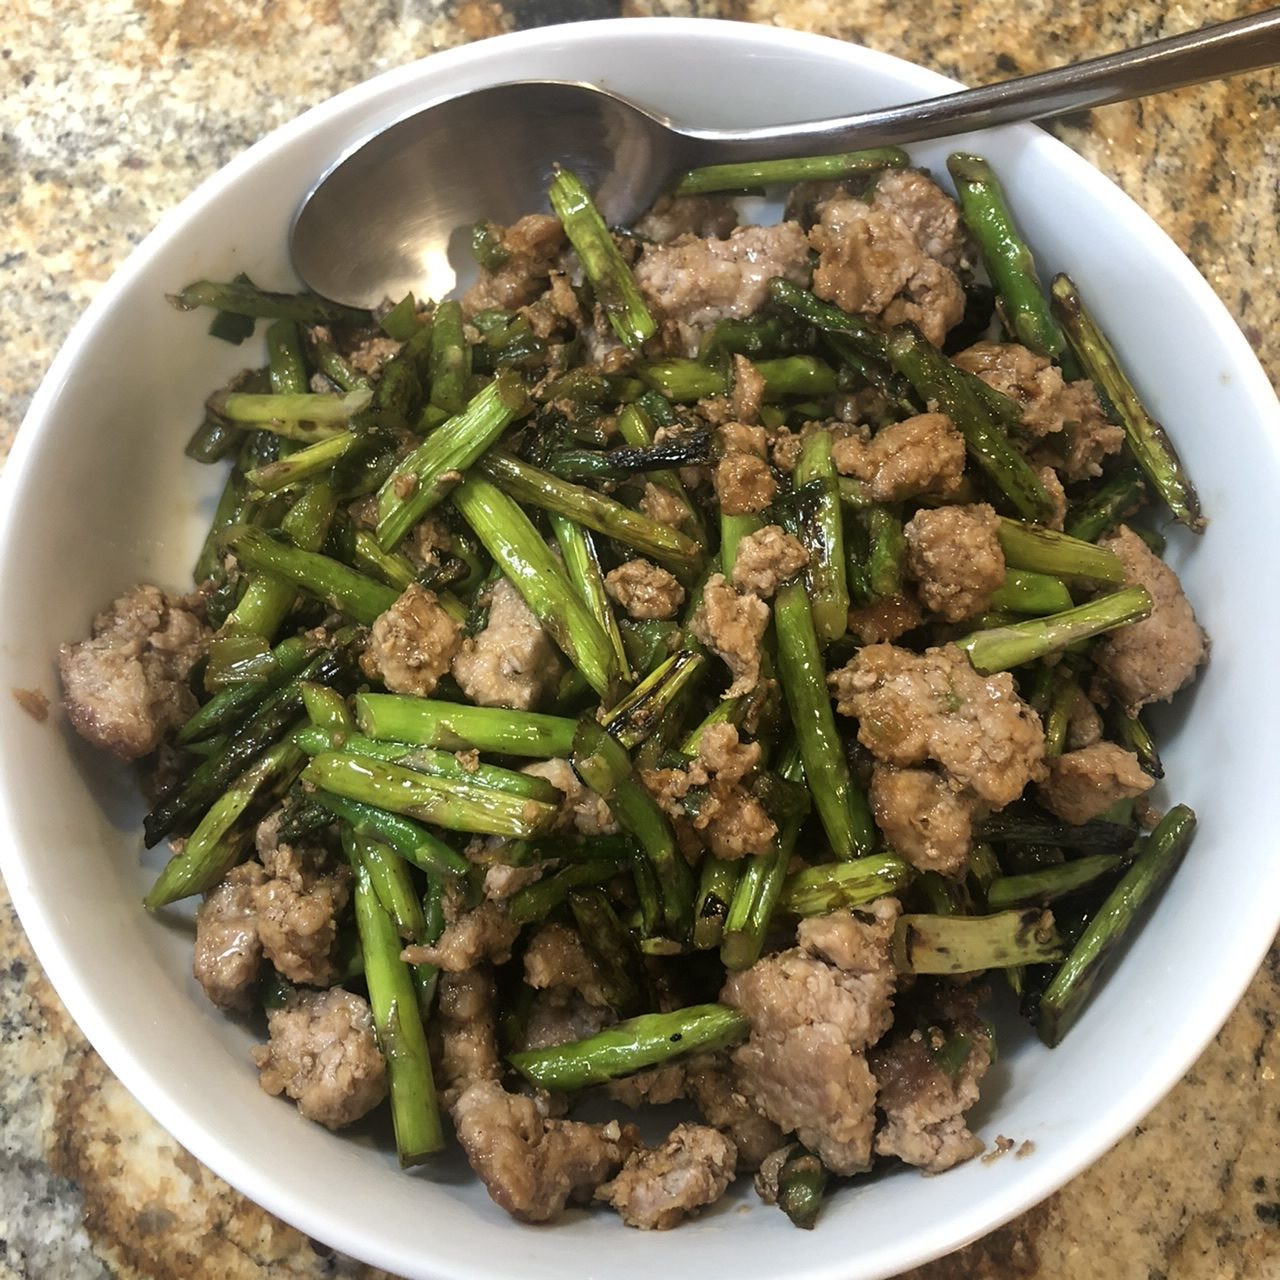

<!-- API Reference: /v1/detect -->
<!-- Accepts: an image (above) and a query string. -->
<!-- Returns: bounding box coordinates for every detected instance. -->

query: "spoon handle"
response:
[682,7,1280,159]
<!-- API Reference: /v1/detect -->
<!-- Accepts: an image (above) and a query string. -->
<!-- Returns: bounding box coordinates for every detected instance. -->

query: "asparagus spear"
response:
[549,167,656,350]
[615,403,707,547]
[299,681,355,733]
[507,858,630,925]
[144,644,350,845]
[893,910,1064,974]
[346,829,439,1008]
[956,587,1152,674]
[551,514,631,682]
[246,431,360,493]
[887,324,1056,524]
[718,741,804,970]
[1050,274,1203,527]
[265,318,309,394]
[355,693,577,758]
[177,634,317,744]
[997,518,1127,585]
[1108,706,1164,778]
[507,1004,750,1090]
[977,809,1137,854]
[451,474,622,699]
[568,887,648,1017]
[637,355,839,403]
[478,451,704,576]
[307,333,371,393]
[793,433,849,644]
[168,279,372,327]
[601,650,705,751]
[207,389,372,438]
[427,299,471,414]
[776,1147,830,1230]
[692,857,741,951]
[674,147,908,195]
[309,791,470,880]
[991,568,1074,616]
[1064,467,1148,543]
[545,433,713,484]
[572,716,695,941]
[1042,672,1079,758]
[349,854,444,1163]
[375,372,530,551]
[1037,805,1196,1046]
[227,528,397,626]
[144,738,304,909]
[291,726,559,803]
[985,855,1124,912]
[302,752,559,838]
[946,154,1065,359]
[862,504,908,601]
[775,580,876,859]
[778,854,917,918]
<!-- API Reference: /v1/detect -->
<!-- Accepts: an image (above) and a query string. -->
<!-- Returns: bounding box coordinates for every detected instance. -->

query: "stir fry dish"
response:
[58,146,1206,1230]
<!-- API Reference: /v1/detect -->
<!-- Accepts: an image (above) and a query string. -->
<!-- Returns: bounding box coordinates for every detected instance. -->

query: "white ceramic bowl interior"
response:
[2,19,1278,1280]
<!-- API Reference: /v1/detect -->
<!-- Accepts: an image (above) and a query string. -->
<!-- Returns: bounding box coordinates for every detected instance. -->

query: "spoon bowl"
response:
[292,81,687,308]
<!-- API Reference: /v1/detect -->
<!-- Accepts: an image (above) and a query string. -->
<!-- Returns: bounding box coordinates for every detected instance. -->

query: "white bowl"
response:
[2,18,1278,1280]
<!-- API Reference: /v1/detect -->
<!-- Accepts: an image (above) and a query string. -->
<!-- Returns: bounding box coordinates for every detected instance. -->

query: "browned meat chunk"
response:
[360,583,462,697]
[523,923,609,1008]
[642,723,776,860]
[870,169,973,272]
[831,413,966,502]
[1093,525,1208,714]
[829,643,1046,808]
[953,341,1124,481]
[59,584,210,760]
[521,988,616,1051]
[402,897,519,972]
[634,194,738,243]
[435,968,501,1108]
[251,988,387,1130]
[1066,690,1105,749]
[251,816,351,987]
[451,1080,637,1223]
[633,223,810,353]
[726,354,765,426]
[870,765,973,876]
[345,333,401,377]
[847,595,923,645]
[640,481,693,530]
[462,213,566,315]
[1039,742,1154,825]
[605,559,685,620]
[721,901,900,1175]
[870,983,993,1173]
[596,1123,737,1230]
[904,503,1006,622]
[521,757,616,836]
[1038,465,1068,531]
[690,573,770,697]
[685,1054,785,1171]
[606,1064,690,1109]
[715,452,777,515]
[809,197,965,347]
[452,577,564,710]
[193,862,267,1011]
[730,525,809,598]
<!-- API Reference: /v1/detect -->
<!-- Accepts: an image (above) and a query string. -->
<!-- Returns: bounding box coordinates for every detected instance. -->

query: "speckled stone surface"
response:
[1,2,1277,1277]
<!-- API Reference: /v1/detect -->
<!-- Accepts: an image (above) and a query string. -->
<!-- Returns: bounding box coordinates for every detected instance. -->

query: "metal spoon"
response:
[292,8,1280,307]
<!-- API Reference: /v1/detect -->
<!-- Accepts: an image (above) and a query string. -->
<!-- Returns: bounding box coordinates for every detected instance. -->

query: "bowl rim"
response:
[2,16,1278,1279]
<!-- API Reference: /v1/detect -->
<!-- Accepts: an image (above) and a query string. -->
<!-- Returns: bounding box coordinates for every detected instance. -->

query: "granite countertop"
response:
[1,1,1277,1276]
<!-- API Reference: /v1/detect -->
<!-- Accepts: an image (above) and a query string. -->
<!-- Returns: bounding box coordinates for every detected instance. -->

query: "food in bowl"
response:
[56,141,1206,1232]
